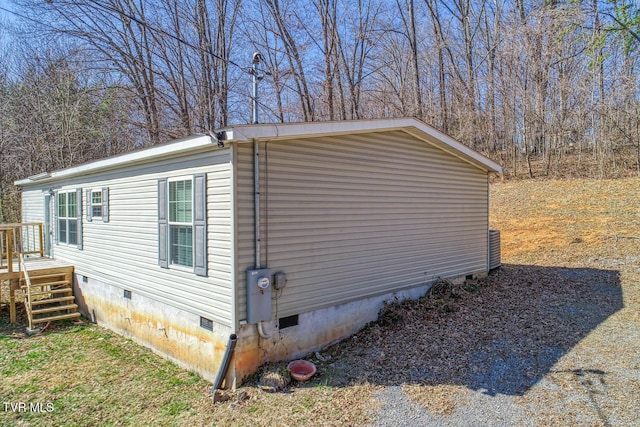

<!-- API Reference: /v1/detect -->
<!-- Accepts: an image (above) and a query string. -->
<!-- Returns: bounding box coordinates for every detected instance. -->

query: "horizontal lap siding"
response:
[21,189,44,223]
[236,130,488,320]
[22,149,234,326]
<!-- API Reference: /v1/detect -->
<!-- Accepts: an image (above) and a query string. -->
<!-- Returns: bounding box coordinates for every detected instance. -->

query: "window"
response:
[57,190,81,246]
[91,190,103,218]
[158,174,207,276]
[168,179,193,267]
[86,188,109,223]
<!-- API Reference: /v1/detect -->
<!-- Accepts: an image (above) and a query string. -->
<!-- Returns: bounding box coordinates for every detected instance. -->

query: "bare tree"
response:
[1,0,637,180]
[335,0,386,119]
[395,0,423,118]
[262,0,315,121]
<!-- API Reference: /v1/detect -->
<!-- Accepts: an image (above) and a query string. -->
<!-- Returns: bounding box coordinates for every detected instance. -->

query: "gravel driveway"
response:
[325,258,639,426]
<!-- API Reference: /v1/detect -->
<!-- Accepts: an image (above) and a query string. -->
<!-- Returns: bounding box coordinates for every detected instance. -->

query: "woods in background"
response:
[0,0,638,219]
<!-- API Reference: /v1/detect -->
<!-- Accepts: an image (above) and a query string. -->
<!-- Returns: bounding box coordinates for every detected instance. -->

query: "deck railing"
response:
[0,222,55,327]
[18,253,35,330]
[0,223,44,272]
[0,228,13,270]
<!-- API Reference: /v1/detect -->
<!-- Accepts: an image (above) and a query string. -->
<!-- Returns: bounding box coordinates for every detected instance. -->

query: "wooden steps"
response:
[31,304,79,315]
[30,288,73,297]
[20,266,81,330]
[31,296,76,305]
[0,223,78,326]
[29,273,71,281]
[31,312,81,325]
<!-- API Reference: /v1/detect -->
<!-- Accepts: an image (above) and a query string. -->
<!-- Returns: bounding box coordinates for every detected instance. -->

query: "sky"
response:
[0,1,17,24]
[0,2,18,49]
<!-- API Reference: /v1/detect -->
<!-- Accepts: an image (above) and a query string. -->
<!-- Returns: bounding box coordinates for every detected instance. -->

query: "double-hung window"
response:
[57,189,81,246]
[168,179,193,267]
[158,174,207,276]
[85,188,109,223]
[91,190,103,218]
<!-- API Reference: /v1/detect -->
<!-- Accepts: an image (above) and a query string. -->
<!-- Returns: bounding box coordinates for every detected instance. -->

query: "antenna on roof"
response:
[250,52,264,124]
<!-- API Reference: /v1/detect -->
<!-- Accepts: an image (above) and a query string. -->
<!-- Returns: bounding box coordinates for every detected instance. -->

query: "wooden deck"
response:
[1,223,80,329]
[1,257,76,326]
[1,257,74,282]
[1,223,44,272]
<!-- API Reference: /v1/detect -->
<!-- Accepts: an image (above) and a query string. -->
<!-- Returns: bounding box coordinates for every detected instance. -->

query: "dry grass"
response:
[493,181,640,426]
[403,384,470,416]
[0,318,377,427]
[1,177,639,426]
[490,178,640,263]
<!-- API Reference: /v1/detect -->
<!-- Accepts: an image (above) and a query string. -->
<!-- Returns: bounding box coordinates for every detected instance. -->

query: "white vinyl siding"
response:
[20,149,234,326]
[236,144,256,320]
[236,130,489,320]
[21,189,45,223]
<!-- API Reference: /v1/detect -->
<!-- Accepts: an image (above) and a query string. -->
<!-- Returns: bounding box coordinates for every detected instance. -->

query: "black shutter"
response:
[193,173,207,277]
[158,179,168,268]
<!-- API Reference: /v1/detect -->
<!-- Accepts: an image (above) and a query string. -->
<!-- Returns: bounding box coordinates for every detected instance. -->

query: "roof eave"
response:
[16,118,503,186]
[15,134,216,186]
[222,118,503,174]
[401,126,503,174]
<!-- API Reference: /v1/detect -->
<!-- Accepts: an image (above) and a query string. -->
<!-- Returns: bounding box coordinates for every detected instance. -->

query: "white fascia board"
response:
[15,135,215,186]
[222,118,419,142]
[402,125,504,174]
[222,118,503,173]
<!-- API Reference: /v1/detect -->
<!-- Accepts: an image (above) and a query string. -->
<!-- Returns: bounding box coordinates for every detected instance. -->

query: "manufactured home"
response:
[14,118,502,387]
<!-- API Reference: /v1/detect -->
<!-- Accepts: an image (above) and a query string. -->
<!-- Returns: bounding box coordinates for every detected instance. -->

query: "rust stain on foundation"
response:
[233,349,264,379]
[81,294,228,380]
[232,334,265,381]
[76,284,450,386]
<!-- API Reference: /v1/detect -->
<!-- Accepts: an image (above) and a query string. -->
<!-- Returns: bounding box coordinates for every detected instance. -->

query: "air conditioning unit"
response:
[489,230,501,270]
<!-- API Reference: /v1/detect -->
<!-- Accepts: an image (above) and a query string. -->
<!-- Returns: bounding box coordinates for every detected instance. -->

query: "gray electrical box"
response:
[273,272,287,290]
[247,268,272,323]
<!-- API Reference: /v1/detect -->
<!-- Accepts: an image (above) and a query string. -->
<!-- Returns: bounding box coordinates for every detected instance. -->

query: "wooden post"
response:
[9,287,16,323]
[38,223,44,257]
[7,230,12,273]
[9,278,19,324]
[0,229,5,269]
